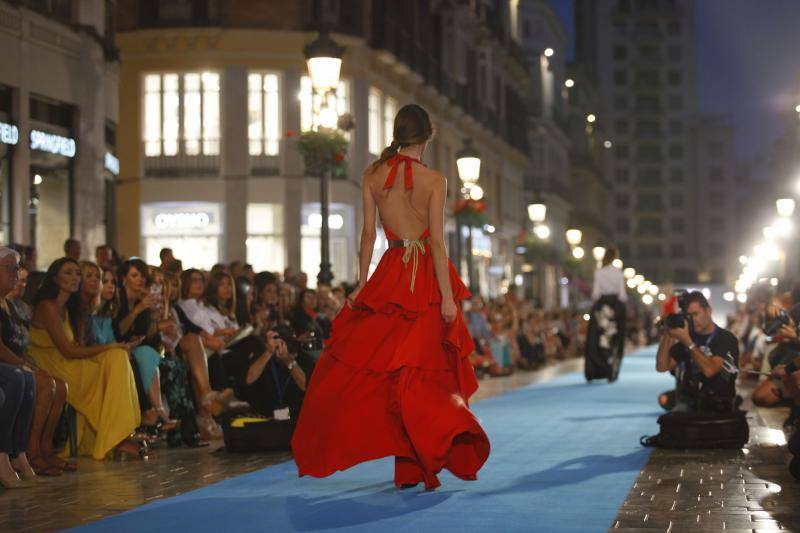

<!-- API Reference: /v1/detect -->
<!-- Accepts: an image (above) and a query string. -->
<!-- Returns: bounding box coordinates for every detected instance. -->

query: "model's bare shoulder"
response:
[416,165,446,189]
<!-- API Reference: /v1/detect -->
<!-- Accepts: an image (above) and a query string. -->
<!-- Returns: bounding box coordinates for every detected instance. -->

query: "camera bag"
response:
[641,411,749,449]
[221,415,293,453]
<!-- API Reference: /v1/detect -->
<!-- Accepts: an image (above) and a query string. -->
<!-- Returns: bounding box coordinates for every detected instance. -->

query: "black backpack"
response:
[641,410,749,449]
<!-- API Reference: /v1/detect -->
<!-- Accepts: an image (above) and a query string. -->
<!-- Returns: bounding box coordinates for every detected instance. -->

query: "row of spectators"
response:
[0,238,606,489]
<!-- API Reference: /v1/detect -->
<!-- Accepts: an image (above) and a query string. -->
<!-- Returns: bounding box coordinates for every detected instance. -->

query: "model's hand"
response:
[441,299,457,324]
[346,285,365,307]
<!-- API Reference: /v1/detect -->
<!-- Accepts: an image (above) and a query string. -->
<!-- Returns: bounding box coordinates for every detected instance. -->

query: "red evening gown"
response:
[291,154,491,490]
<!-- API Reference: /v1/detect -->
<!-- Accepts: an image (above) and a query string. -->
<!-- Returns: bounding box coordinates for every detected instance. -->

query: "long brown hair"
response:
[203,271,236,319]
[32,258,86,344]
[602,247,619,267]
[368,104,433,172]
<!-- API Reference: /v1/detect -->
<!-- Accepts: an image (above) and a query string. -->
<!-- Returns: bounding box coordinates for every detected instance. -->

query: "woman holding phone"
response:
[113,259,177,431]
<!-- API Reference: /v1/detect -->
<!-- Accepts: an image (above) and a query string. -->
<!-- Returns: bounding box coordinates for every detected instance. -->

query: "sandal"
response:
[29,456,63,477]
[45,455,77,472]
[113,438,151,461]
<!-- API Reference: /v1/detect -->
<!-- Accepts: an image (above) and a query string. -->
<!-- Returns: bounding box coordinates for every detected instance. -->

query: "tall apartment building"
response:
[114,0,530,294]
[690,114,737,284]
[576,0,699,284]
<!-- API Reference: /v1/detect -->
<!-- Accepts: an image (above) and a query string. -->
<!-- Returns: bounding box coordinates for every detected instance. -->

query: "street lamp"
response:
[777,198,795,218]
[565,228,582,246]
[592,246,605,264]
[457,138,481,293]
[527,199,547,223]
[304,29,345,285]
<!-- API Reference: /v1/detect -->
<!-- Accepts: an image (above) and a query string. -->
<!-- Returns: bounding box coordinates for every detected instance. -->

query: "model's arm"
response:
[356,174,377,288]
[428,174,456,323]
[37,301,117,359]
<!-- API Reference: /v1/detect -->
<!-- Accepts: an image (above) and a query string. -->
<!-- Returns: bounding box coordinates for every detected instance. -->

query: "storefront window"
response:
[248,73,281,156]
[143,72,220,157]
[141,202,222,270]
[383,96,397,147]
[299,76,349,135]
[300,203,353,283]
[30,166,70,268]
[246,203,285,273]
[0,146,10,244]
[368,88,381,155]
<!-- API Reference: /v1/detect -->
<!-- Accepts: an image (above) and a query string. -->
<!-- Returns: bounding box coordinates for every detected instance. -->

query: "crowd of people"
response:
[0,238,605,489]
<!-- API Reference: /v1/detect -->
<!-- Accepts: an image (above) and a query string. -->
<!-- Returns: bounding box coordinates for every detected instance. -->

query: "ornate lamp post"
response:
[304,29,345,286]
[456,138,481,293]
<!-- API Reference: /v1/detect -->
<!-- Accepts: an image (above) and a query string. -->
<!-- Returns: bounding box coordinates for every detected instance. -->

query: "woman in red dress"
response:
[291,104,490,491]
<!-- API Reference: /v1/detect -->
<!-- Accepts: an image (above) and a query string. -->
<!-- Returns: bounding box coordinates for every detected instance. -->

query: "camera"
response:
[271,323,301,355]
[664,289,692,333]
[764,308,790,337]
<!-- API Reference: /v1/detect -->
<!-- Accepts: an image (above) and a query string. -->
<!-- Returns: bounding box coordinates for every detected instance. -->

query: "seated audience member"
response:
[252,275,280,334]
[95,245,115,272]
[290,289,325,349]
[0,251,70,476]
[27,258,144,460]
[63,238,81,262]
[159,248,177,273]
[0,362,37,487]
[113,259,177,431]
[516,314,545,369]
[171,270,233,440]
[656,291,740,413]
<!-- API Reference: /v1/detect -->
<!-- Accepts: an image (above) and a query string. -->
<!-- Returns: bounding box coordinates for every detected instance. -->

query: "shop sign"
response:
[104,152,120,175]
[154,212,211,230]
[141,202,222,237]
[30,129,76,157]
[0,121,19,146]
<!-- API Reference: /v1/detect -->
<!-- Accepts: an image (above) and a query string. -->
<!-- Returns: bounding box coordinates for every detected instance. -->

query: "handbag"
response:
[221,414,293,452]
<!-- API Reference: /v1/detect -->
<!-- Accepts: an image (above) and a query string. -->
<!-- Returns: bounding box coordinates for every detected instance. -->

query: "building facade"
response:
[114,0,530,294]
[690,114,737,284]
[576,0,699,284]
[0,0,118,267]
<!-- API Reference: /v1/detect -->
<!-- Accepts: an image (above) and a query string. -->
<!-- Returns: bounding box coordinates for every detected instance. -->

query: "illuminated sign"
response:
[154,212,211,230]
[0,122,19,146]
[30,129,76,157]
[104,152,119,175]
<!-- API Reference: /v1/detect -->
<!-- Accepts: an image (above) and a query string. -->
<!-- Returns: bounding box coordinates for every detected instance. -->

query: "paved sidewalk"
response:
[612,382,800,532]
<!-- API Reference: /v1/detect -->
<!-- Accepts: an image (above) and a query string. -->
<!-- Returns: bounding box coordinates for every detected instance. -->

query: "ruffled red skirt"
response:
[291,240,490,490]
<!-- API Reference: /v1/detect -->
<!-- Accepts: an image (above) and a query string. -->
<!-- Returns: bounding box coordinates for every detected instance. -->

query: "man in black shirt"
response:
[656,291,739,413]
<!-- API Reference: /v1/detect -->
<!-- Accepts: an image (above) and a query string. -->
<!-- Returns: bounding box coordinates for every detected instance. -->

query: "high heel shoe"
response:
[0,472,35,489]
[113,438,150,461]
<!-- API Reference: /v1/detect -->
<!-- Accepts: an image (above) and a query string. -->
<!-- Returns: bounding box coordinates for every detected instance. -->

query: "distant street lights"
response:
[456,138,481,293]
[304,28,345,285]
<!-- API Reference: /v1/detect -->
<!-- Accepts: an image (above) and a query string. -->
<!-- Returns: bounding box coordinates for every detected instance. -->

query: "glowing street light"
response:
[623,267,635,279]
[527,201,547,223]
[564,79,574,88]
[774,217,792,237]
[544,48,554,57]
[586,114,596,123]
[468,184,484,201]
[612,258,623,268]
[572,246,585,259]
[303,30,345,93]
[777,198,796,218]
[566,228,583,246]
[534,224,551,240]
[456,138,481,184]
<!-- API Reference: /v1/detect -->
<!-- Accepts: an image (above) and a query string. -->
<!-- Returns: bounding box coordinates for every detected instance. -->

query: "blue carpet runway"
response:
[78,347,672,532]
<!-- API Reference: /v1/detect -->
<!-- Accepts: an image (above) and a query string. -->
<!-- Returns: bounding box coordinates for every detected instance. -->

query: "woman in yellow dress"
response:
[27,258,144,460]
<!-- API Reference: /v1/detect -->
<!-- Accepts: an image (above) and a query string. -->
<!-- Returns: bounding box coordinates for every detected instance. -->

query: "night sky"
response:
[549,0,800,163]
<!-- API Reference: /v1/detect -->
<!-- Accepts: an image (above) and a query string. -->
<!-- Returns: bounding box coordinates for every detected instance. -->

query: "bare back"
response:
[365,159,440,240]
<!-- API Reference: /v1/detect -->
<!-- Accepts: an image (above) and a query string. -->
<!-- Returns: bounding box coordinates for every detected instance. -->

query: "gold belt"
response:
[388,238,429,292]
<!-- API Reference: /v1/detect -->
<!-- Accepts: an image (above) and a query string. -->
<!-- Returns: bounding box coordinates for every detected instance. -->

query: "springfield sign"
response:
[0,121,19,146]
[30,129,76,158]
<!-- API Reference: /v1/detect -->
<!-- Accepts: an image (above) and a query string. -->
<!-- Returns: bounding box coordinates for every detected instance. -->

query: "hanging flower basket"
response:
[296,129,349,178]
[454,198,488,228]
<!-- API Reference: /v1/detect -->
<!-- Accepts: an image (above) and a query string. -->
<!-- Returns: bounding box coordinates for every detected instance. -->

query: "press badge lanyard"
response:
[269,358,293,421]
[689,326,717,375]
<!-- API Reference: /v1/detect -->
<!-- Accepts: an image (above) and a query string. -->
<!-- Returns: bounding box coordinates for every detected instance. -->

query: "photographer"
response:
[752,304,800,408]
[656,291,739,413]
[224,326,314,422]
